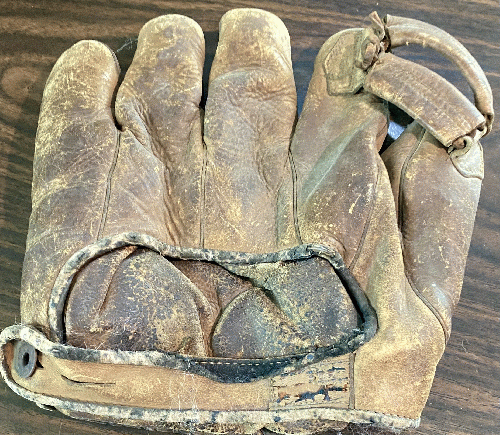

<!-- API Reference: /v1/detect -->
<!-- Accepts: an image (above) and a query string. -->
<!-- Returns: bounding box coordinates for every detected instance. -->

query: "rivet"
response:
[13,341,37,378]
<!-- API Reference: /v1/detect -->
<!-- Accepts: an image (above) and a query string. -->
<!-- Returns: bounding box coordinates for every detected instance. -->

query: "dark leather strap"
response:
[364,53,485,148]
[384,14,494,134]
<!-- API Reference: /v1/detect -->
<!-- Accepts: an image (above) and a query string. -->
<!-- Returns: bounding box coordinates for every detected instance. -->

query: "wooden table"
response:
[1,1,498,434]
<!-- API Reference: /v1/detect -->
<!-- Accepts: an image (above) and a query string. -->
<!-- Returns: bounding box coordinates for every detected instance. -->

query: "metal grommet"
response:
[448,135,475,157]
[13,340,37,378]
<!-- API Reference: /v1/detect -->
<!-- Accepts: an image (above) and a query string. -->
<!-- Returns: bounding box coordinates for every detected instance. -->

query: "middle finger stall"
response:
[203,8,297,253]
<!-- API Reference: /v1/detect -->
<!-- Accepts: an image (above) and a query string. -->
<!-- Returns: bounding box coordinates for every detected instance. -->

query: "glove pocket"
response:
[212,256,363,359]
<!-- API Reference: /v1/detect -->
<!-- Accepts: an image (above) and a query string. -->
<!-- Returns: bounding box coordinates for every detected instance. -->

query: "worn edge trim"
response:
[47,232,377,353]
[4,324,358,384]
[0,326,419,431]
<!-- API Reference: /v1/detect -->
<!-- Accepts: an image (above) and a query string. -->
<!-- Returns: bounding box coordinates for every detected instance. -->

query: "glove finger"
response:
[115,15,205,247]
[203,9,297,252]
[35,40,119,192]
[22,41,120,331]
[38,40,119,123]
[381,122,483,340]
[285,30,388,264]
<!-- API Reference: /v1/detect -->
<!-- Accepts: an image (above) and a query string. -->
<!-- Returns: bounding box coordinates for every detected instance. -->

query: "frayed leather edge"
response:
[1,325,418,433]
[45,232,377,361]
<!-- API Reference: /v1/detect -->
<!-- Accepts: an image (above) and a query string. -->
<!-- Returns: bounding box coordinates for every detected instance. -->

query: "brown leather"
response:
[11,348,272,411]
[365,53,485,148]
[1,7,494,435]
[382,122,484,340]
[384,14,494,132]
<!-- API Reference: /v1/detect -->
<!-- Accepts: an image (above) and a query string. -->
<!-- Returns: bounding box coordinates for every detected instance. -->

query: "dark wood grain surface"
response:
[1,1,499,434]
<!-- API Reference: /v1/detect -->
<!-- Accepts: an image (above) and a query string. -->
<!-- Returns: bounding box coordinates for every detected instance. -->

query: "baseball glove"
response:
[0,8,493,434]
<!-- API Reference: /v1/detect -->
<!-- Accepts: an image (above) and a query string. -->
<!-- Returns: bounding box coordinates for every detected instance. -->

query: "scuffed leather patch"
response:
[270,355,350,410]
[323,29,366,95]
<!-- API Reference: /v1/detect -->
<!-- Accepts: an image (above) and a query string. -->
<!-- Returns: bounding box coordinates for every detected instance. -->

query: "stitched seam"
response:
[349,352,355,409]
[399,128,449,342]
[200,137,207,248]
[96,246,137,315]
[348,162,380,270]
[97,131,121,239]
[196,360,288,366]
[405,269,449,342]
[398,128,425,227]
[289,150,302,244]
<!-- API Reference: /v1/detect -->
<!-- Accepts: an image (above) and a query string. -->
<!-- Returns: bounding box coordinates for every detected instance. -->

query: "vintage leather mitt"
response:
[0,8,494,434]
